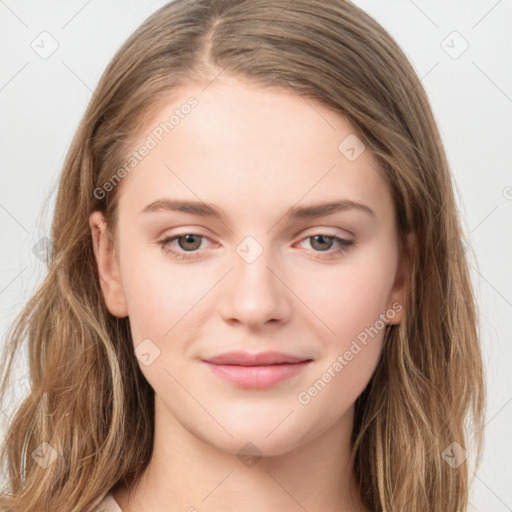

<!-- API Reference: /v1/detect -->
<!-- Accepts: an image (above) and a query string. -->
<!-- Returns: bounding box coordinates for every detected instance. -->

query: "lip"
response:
[201,351,313,389]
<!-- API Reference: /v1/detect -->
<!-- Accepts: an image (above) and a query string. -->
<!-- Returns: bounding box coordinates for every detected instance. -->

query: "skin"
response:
[89,75,410,512]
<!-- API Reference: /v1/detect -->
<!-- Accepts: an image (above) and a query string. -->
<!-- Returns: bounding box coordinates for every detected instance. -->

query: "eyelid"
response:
[159,227,353,246]
[158,231,217,250]
[297,226,355,240]
[293,233,354,252]
[158,229,354,262]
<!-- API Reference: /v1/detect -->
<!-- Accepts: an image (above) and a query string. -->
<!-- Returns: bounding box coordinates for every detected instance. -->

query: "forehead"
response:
[115,76,393,226]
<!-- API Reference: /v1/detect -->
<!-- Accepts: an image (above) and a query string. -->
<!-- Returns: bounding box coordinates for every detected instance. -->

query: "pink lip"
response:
[202,351,312,389]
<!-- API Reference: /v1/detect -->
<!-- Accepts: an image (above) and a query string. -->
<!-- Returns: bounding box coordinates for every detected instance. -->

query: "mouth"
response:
[201,351,313,390]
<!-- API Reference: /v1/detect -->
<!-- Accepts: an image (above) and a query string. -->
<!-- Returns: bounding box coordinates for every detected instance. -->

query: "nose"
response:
[218,241,292,329]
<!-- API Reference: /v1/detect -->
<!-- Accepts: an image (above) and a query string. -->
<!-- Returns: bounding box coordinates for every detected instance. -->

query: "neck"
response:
[113,397,368,512]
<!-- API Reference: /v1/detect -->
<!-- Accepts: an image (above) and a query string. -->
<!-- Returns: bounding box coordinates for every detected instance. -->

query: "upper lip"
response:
[202,351,312,366]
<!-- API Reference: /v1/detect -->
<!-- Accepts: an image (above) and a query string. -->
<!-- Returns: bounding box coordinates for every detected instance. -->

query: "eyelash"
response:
[157,233,354,261]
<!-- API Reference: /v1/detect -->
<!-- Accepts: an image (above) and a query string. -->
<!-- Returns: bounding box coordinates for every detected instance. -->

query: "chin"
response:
[211,430,302,459]
[201,410,306,458]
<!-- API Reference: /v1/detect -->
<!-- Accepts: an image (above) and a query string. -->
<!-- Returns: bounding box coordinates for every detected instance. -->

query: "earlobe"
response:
[386,232,415,325]
[89,211,128,318]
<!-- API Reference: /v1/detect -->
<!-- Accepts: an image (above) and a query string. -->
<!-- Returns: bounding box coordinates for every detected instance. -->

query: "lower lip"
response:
[203,361,311,389]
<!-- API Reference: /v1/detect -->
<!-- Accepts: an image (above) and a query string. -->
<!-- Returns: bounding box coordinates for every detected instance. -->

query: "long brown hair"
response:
[0,1,485,510]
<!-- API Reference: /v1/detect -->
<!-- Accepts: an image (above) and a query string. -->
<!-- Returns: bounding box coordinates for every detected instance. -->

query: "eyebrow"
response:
[140,198,375,219]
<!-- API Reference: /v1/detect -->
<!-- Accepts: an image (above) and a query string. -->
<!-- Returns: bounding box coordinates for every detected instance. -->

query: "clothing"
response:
[92,491,123,512]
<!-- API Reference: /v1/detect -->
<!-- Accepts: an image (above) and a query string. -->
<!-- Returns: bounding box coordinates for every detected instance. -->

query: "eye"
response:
[296,234,353,258]
[158,233,211,260]
[158,232,354,261]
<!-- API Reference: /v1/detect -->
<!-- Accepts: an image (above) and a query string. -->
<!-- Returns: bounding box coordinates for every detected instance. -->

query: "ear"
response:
[89,211,128,318]
[385,232,415,325]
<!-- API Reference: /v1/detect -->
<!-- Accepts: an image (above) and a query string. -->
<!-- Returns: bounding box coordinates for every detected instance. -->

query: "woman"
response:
[0,0,485,510]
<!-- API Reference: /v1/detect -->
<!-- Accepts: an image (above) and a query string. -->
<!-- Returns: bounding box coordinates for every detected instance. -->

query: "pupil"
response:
[182,234,200,250]
[313,235,332,250]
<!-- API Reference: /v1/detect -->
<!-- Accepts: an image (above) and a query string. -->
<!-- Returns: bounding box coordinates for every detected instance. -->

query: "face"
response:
[90,75,408,457]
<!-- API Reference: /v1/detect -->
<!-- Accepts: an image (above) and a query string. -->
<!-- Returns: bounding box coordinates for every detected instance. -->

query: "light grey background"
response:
[1,1,511,510]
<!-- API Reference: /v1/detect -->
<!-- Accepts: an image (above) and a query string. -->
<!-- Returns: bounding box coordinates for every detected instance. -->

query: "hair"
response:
[0,0,485,510]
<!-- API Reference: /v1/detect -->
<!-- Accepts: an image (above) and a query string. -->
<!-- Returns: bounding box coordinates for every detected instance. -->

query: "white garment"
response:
[92,491,123,512]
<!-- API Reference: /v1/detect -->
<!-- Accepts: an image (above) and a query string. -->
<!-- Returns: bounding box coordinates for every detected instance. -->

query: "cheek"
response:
[119,246,200,344]
[121,252,183,348]
[122,234,397,344]
[293,263,392,430]
[301,255,396,344]
[119,252,211,393]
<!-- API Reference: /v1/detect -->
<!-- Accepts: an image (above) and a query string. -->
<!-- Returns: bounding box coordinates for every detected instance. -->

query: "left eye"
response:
[295,234,353,257]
